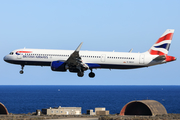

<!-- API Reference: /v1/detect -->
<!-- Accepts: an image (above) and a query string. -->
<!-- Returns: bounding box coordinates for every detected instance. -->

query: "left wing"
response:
[66,42,83,66]
[65,42,89,72]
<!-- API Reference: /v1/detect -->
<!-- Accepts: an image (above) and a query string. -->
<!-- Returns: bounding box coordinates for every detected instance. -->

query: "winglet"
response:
[75,42,83,52]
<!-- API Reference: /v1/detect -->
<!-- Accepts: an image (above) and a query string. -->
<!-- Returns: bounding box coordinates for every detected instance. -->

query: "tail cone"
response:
[166,55,176,62]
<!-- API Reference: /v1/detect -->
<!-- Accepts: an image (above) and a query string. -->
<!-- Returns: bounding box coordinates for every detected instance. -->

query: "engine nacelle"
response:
[51,61,67,72]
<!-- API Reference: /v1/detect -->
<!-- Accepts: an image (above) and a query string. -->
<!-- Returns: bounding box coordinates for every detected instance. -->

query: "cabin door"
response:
[101,54,106,62]
[139,54,145,64]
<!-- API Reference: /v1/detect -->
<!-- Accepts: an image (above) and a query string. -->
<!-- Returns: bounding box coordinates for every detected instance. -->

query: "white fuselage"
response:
[4,48,163,69]
[3,29,176,77]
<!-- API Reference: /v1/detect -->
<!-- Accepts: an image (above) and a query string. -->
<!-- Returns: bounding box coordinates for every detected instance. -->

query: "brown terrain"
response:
[1,113,180,120]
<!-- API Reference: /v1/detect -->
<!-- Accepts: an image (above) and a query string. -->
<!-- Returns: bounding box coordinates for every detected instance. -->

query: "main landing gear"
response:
[77,71,84,77]
[77,69,95,78]
[20,65,24,74]
[89,69,95,78]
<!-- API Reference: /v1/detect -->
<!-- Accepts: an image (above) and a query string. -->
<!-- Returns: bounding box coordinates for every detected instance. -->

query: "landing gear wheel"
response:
[89,72,95,78]
[77,72,84,77]
[20,70,24,74]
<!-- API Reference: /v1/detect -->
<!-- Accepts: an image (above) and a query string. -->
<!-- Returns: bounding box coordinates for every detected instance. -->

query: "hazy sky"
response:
[0,0,179,85]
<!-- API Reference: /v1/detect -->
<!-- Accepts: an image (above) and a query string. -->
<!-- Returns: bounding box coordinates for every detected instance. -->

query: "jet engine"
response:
[51,61,67,72]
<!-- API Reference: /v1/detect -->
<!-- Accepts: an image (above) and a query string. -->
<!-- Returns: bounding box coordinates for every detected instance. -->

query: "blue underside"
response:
[5,60,145,69]
[86,63,101,68]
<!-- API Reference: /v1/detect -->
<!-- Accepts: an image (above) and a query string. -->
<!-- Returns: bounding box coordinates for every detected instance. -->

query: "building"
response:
[95,108,106,113]
[86,109,96,115]
[120,100,167,116]
[0,102,8,115]
[42,106,81,115]
[95,108,109,115]
[87,107,109,115]
[96,110,109,115]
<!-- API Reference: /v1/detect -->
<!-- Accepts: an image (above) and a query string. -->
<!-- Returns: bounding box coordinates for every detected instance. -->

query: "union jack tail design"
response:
[149,29,174,55]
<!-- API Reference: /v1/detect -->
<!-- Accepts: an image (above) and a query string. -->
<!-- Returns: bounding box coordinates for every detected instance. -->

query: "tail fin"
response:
[149,29,174,55]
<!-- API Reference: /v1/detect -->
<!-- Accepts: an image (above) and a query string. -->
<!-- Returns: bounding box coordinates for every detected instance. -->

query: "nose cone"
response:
[3,56,7,62]
[3,55,10,62]
[4,55,15,64]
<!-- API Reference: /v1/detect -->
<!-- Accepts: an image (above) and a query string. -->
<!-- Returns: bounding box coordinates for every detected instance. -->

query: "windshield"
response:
[9,52,14,55]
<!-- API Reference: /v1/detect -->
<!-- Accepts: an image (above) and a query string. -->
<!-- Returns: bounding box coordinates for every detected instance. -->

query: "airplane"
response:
[4,29,176,78]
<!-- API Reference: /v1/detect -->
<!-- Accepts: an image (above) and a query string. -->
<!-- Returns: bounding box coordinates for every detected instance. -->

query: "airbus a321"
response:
[4,29,176,78]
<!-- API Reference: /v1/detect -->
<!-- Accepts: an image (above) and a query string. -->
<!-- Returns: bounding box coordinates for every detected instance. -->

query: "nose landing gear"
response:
[20,65,24,74]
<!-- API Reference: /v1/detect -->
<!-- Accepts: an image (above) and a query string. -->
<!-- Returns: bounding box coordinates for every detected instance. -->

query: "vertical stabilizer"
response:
[149,29,174,55]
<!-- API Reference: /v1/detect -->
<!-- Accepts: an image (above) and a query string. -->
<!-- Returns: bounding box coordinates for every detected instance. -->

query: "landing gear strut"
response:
[20,65,24,74]
[89,69,95,78]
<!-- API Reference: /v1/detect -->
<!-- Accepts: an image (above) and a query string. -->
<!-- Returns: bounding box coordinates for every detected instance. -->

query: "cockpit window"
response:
[9,52,14,55]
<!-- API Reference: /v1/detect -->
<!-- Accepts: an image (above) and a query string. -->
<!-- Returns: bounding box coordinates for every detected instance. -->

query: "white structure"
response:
[95,108,106,113]
[42,106,81,115]
[87,109,96,115]
[87,107,109,115]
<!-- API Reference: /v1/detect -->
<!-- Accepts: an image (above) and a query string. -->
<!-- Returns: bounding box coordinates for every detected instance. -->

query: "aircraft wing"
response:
[66,42,83,66]
[65,42,89,71]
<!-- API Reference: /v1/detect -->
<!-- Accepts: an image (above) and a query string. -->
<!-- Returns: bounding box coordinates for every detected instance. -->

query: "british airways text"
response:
[23,55,48,59]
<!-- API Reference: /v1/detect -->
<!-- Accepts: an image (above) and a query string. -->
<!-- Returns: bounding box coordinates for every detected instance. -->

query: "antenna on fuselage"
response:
[129,48,133,53]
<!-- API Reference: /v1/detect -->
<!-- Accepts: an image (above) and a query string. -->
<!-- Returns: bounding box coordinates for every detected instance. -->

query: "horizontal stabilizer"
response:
[153,55,166,61]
